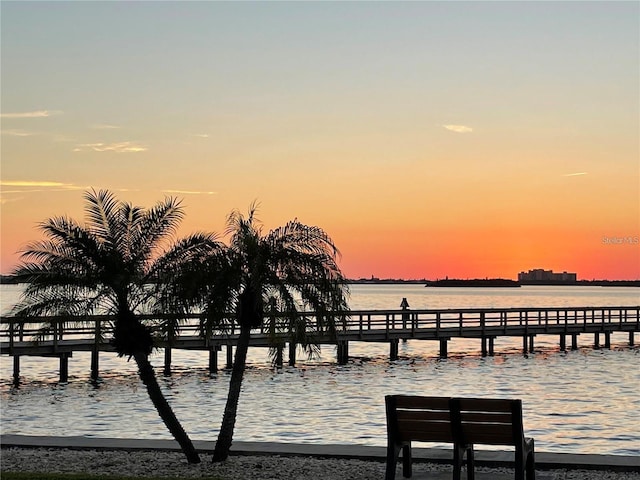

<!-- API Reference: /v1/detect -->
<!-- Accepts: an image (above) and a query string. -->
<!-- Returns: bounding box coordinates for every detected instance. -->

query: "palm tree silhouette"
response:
[11,189,217,464]
[200,203,350,462]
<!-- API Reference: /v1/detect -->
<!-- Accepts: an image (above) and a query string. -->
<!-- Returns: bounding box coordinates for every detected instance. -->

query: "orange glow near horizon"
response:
[2,207,639,281]
[1,181,638,281]
[331,223,640,281]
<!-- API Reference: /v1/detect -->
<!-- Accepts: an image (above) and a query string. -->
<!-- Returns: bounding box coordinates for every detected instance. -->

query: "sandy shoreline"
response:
[2,447,640,480]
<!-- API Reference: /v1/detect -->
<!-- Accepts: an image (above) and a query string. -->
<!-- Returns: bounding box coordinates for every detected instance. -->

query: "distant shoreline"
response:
[348,278,640,287]
[424,278,520,287]
[2,275,639,287]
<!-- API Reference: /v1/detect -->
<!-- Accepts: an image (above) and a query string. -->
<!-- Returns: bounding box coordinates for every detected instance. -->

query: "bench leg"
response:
[402,444,412,478]
[526,440,535,480]
[453,445,462,480]
[385,443,402,480]
[454,444,474,480]
[516,444,536,480]
[466,447,475,480]
[515,452,524,480]
[526,453,535,480]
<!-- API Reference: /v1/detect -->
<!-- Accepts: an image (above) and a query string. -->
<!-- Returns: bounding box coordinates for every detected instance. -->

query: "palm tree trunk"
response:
[212,325,251,462]
[133,352,201,464]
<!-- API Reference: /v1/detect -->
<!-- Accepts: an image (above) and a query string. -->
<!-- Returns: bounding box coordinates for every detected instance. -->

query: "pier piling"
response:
[59,353,70,383]
[630,332,635,346]
[482,337,495,356]
[390,339,399,361]
[163,347,172,376]
[288,342,296,366]
[439,338,448,359]
[208,347,218,373]
[226,345,233,369]
[337,341,349,364]
[13,356,20,387]
[92,319,101,381]
[90,346,99,381]
[522,335,535,355]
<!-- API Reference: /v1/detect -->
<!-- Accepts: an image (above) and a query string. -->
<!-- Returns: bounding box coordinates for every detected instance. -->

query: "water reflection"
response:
[3,344,638,454]
[1,284,639,455]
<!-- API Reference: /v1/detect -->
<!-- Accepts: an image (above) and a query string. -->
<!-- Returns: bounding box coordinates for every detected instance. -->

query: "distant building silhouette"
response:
[518,269,577,285]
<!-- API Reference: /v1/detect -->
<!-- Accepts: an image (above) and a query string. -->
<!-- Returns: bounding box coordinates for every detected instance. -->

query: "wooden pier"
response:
[1,303,638,385]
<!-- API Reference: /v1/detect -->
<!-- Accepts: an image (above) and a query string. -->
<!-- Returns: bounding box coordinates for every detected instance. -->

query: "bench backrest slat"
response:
[397,410,451,422]
[452,397,524,446]
[397,419,453,442]
[394,395,450,409]
[455,423,515,445]
[459,412,512,423]
[386,395,454,444]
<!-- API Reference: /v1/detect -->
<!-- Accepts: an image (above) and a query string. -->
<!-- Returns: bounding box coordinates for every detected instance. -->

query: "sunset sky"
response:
[1,1,639,280]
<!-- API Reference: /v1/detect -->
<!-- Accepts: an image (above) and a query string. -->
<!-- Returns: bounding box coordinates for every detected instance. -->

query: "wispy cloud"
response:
[443,124,473,133]
[2,130,78,142]
[190,133,210,138]
[0,110,62,118]
[0,182,143,199]
[1,129,34,137]
[74,142,148,153]
[163,189,217,195]
[1,181,71,188]
[0,181,86,195]
[562,172,588,177]
[92,124,121,130]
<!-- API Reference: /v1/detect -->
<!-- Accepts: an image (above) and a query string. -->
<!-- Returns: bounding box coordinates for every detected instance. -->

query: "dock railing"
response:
[1,305,638,384]
[2,305,638,349]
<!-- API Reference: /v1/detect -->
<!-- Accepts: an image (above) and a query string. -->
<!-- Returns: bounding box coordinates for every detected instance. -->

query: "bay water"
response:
[1,284,639,455]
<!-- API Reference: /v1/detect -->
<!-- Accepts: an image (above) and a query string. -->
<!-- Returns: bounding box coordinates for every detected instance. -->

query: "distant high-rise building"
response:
[518,269,577,284]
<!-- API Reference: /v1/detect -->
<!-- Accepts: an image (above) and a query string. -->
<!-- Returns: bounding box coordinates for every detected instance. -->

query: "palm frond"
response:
[132,197,185,264]
[84,189,121,246]
[22,216,104,277]
[151,232,223,281]
[267,220,341,258]
[152,233,228,317]
[10,286,100,318]
[225,201,262,243]
[117,201,146,263]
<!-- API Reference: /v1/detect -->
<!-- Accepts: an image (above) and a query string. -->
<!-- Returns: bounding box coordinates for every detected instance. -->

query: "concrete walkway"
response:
[1,434,638,473]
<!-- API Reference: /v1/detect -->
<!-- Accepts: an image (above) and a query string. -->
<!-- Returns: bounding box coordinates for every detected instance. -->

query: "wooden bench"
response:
[451,397,535,480]
[385,395,473,480]
[385,395,535,480]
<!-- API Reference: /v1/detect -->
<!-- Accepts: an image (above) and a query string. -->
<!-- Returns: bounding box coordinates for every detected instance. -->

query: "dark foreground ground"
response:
[1,435,638,480]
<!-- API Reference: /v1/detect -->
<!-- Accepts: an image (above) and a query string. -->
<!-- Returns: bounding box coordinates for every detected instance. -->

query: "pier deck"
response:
[1,305,638,384]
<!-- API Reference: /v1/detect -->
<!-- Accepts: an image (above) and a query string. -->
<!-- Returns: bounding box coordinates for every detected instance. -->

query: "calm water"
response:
[1,284,639,455]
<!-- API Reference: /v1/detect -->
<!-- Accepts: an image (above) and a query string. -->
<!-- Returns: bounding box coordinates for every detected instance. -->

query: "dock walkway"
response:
[1,304,638,384]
